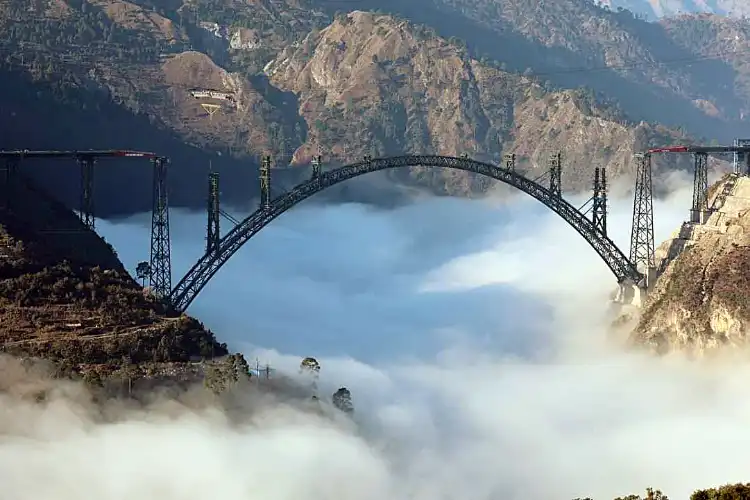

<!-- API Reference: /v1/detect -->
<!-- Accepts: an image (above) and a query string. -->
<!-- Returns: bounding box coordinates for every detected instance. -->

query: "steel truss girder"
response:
[169,155,642,312]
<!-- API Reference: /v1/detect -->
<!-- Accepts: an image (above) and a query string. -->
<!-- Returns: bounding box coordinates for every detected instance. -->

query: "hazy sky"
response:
[3,169,750,500]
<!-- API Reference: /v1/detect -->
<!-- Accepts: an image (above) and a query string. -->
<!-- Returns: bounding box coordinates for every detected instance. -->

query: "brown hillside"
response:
[267,11,688,193]
[0,172,231,382]
[630,174,750,354]
[89,0,186,43]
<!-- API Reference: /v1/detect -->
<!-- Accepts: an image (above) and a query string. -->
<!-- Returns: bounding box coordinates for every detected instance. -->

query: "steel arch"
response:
[169,155,642,311]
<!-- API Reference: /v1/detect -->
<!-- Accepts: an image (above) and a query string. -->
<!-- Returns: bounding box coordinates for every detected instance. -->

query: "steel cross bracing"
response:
[149,157,172,299]
[207,171,220,254]
[169,155,642,311]
[548,153,562,198]
[692,152,709,212]
[592,166,607,235]
[629,153,655,270]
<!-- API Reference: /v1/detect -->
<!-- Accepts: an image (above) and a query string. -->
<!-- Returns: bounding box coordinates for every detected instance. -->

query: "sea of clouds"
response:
[2,169,749,500]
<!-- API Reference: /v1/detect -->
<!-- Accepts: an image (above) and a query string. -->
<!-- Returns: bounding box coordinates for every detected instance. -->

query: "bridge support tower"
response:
[207,170,220,254]
[78,156,95,230]
[503,153,515,171]
[149,157,172,300]
[732,139,750,175]
[260,155,271,210]
[690,152,709,223]
[629,153,655,292]
[311,154,322,180]
[548,152,562,197]
[592,166,607,235]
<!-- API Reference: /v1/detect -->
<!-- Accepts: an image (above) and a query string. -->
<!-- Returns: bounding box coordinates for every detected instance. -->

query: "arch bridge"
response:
[168,154,645,312]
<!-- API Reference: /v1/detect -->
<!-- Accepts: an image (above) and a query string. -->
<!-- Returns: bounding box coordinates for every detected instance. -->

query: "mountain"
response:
[597,0,750,19]
[629,173,750,354]
[395,0,750,140]
[0,0,700,217]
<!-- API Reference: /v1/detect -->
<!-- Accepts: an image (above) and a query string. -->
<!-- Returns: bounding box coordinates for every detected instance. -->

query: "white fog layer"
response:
[2,172,748,500]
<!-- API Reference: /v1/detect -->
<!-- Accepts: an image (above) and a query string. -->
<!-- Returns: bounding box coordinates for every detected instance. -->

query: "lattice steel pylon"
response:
[691,152,708,223]
[149,157,172,300]
[207,170,220,254]
[548,152,562,197]
[259,155,271,210]
[311,154,322,180]
[79,156,95,230]
[592,166,607,235]
[732,139,750,174]
[503,153,515,171]
[629,153,655,275]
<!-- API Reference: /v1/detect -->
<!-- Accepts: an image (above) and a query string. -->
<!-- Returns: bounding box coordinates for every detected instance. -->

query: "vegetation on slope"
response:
[631,174,750,353]
[0,172,234,385]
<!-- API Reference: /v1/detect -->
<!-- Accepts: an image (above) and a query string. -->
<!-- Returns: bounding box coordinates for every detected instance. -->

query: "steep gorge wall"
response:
[629,174,750,354]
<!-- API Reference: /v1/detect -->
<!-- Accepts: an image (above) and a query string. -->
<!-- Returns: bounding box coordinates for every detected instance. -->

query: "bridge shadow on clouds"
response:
[100,197,555,363]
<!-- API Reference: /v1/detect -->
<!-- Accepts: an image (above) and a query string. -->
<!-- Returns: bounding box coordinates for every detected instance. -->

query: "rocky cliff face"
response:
[266,11,684,193]
[630,173,750,354]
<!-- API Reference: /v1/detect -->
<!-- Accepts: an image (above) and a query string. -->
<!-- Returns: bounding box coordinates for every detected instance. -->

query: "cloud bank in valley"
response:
[3,170,749,500]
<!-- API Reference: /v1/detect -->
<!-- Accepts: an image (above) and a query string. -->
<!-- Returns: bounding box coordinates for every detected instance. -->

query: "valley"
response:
[2,0,750,498]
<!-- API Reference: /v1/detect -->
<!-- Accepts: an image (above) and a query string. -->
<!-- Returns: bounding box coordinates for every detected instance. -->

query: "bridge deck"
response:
[649,145,750,154]
[0,150,159,159]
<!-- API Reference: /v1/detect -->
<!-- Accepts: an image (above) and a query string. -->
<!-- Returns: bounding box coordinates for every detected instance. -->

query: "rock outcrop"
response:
[266,11,686,193]
[630,173,750,354]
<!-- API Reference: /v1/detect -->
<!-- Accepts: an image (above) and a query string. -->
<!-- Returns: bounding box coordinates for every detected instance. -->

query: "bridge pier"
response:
[548,152,561,197]
[149,157,172,300]
[503,153,515,171]
[614,263,657,307]
[630,153,655,270]
[78,156,95,230]
[207,171,220,254]
[690,152,709,223]
[311,155,322,179]
[615,280,646,307]
[592,166,607,235]
[260,155,271,210]
[732,139,750,174]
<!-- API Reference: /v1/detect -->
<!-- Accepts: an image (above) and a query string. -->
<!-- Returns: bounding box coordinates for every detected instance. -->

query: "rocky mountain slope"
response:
[0,0,704,215]
[630,173,750,354]
[343,0,750,140]
[0,168,243,386]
